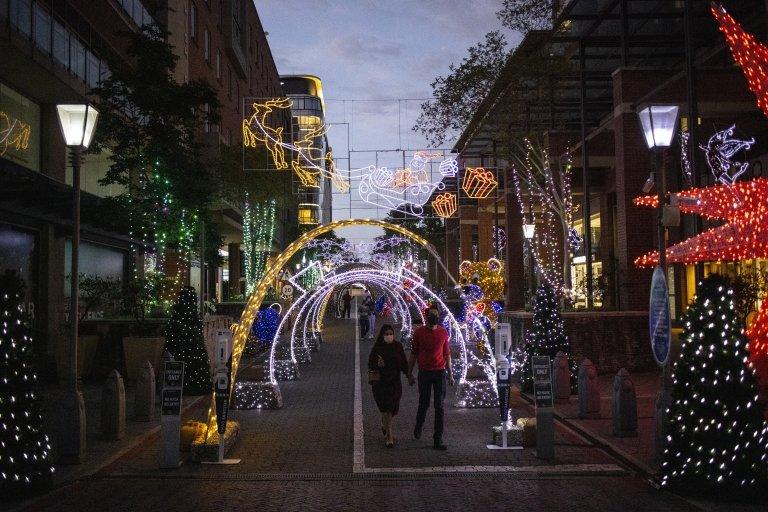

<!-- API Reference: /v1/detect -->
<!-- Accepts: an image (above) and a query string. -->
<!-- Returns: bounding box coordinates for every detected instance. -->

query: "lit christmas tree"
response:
[661,274,768,497]
[0,271,54,497]
[164,287,211,395]
[523,283,575,390]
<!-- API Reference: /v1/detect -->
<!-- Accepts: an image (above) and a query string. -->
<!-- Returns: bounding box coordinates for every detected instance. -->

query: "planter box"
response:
[54,334,100,381]
[122,336,165,383]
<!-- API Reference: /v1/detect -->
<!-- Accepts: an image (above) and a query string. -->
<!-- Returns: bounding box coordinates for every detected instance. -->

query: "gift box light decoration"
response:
[461,167,498,199]
[432,192,458,218]
[712,3,768,120]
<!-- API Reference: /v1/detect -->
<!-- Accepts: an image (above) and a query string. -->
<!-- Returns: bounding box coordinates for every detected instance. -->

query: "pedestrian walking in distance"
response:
[342,289,352,318]
[364,291,376,339]
[368,324,408,448]
[358,301,370,339]
[407,305,454,450]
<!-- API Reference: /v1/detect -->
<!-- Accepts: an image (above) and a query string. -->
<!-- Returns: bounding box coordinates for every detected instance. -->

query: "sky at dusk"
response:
[256,0,519,241]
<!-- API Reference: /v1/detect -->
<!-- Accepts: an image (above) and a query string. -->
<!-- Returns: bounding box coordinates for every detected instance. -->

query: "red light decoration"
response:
[711,3,768,119]
[634,179,768,268]
[635,177,768,397]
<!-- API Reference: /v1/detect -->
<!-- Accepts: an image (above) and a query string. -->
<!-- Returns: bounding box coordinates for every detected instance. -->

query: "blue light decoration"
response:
[568,227,583,253]
[252,306,280,346]
[375,294,387,314]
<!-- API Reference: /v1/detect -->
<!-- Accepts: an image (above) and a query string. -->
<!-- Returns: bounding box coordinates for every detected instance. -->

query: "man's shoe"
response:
[433,440,447,451]
[413,426,422,439]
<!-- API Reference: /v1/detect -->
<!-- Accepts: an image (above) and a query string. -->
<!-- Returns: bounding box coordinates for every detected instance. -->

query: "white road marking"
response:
[353,297,366,473]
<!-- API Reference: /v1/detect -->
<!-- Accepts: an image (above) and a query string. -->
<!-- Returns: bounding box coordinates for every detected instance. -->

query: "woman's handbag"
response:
[368,369,380,384]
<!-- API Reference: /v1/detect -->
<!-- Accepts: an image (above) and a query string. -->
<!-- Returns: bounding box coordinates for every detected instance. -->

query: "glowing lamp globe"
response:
[56,104,99,148]
[522,223,535,240]
[637,104,679,149]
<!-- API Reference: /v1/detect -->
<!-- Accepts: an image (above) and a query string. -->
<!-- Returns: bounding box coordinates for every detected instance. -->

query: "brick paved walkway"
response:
[10,317,750,512]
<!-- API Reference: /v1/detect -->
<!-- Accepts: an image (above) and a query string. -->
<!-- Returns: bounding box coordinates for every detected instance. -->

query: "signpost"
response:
[159,361,184,469]
[532,355,554,459]
[203,329,240,465]
[649,266,671,366]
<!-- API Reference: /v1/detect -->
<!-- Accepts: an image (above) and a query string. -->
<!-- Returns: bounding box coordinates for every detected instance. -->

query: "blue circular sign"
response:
[649,266,671,366]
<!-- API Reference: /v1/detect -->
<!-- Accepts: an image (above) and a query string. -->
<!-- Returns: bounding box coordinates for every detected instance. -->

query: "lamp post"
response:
[523,221,536,306]
[56,103,99,464]
[637,103,679,460]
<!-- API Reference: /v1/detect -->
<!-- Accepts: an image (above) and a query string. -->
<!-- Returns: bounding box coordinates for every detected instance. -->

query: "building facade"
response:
[280,74,333,227]
[453,0,767,317]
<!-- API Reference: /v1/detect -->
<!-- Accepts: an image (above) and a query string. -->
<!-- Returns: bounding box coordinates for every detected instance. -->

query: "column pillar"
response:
[505,187,525,310]
[477,200,493,261]
[228,243,241,298]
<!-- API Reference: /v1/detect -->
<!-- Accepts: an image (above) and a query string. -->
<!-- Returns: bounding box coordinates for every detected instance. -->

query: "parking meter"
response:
[214,329,231,436]
[496,355,511,422]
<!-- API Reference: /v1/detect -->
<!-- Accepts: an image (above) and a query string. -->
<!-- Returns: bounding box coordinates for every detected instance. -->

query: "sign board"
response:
[161,389,182,416]
[532,355,553,409]
[159,361,184,469]
[163,361,185,389]
[649,266,671,366]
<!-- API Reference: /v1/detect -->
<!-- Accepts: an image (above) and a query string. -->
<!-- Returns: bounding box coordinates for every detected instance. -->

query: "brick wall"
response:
[502,310,655,374]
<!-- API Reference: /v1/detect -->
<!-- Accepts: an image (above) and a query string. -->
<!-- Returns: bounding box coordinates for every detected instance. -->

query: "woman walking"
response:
[368,324,408,447]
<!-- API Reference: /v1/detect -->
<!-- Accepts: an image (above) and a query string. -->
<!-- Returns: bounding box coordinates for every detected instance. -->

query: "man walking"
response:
[342,290,352,318]
[407,305,453,450]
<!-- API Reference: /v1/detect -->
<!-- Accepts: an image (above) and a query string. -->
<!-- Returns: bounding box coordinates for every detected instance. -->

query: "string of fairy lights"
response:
[243,197,277,295]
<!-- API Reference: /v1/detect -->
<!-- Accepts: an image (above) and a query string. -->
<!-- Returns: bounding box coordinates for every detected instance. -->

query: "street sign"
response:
[161,389,182,416]
[531,355,554,459]
[160,361,184,469]
[163,361,184,389]
[532,355,553,409]
[649,266,671,366]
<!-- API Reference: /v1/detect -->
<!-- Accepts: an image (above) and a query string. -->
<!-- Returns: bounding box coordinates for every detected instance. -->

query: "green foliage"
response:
[661,274,768,498]
[496,0,553,32]
[414,31,509,147]
[164,287,211,395]
[90,24,222,268]
[77,274,122,321]
[0,271,53,498]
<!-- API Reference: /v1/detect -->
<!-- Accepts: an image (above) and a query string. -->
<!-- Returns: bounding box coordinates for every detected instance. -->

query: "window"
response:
[33,3,51,54]
[235,82,239,112]
[52,20,69,68]
[189,1,197,40]
[70,37,86,80]
[204,29,209,61]
[0,83,41,172]
[12,0,32,36]
[203,103,210,133]
[216,49,221,79]
[227,66,232,98]
[86,51,100,87]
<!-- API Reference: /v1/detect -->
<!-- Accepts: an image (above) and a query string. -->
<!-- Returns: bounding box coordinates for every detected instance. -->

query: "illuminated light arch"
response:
[273,266,428,384]
[232,268,486,410]
[205,219,460,435]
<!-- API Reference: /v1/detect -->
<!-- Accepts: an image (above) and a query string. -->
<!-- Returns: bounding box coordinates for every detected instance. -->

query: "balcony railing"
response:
[1,0,110,89]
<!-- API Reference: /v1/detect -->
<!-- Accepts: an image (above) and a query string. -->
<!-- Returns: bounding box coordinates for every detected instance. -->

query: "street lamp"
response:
[637,104,679,270]
[637,103,679,460]
[522,221,536,305]
[56,103,99,464]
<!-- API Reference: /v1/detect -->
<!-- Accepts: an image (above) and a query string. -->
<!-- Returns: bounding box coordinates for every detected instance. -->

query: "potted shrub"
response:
[121,275,167,384]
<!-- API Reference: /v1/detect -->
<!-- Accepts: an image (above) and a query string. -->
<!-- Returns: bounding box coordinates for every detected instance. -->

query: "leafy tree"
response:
[413,31,509,147]
[0,271,53,498]
[496,0,554,33]
[164,287,211,395]
[661,274,768,498]
[90,24,222,278]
